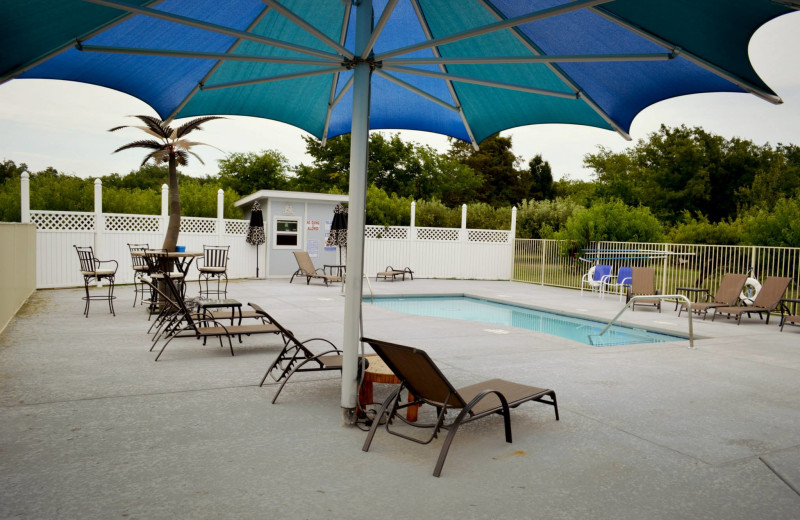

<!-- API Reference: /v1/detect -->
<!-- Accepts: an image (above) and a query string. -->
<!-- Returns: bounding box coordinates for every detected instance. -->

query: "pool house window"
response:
[273,216,301,248]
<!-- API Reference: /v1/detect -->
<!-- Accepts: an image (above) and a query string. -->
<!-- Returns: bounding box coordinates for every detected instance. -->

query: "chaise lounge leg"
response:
[362,387,402,452]
[433,390,512,478]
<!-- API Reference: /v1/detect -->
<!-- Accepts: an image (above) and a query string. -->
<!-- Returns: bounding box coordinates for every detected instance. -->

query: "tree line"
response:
[1,124,799,247]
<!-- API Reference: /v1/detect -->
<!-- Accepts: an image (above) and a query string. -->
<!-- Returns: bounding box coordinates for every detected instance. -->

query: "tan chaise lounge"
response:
[712,276,791,325]
[361,337,559,478]
[376,266,414,281]
[290,251,341,286]
[678,273,748,319]
[145,275,283,361]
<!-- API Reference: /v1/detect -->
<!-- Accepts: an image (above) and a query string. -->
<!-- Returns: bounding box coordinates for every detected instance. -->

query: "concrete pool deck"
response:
[1,278,799,518]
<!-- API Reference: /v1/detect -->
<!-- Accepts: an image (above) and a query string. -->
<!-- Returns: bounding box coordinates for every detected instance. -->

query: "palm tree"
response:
[110,115,223,251]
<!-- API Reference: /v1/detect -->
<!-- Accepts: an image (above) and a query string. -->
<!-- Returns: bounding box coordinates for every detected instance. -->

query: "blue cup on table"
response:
[175,245,186,252]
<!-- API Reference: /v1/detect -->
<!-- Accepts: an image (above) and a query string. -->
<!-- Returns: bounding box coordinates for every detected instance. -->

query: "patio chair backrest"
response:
[74,246,97,273]
[202,245,229,269]
[248,303,316,357]
[362,337,467,409]
[593,264,612,282]
[616,266,632,285]
[631,267,656,295]
[293,251,318,275]
[713,274,749,305]
[128,243,149,269]
[752,277,792,308]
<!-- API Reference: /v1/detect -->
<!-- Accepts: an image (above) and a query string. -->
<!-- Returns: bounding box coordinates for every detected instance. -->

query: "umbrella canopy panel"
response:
[2,0,792,146]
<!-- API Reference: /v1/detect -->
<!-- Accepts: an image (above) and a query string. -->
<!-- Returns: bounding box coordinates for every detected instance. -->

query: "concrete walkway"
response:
[1,278,799,519]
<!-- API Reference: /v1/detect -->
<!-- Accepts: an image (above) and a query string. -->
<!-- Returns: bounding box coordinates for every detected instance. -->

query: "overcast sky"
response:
[1,12,799,183]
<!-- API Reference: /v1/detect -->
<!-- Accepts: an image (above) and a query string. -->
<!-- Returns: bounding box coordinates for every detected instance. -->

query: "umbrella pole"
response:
[341,0,372,425]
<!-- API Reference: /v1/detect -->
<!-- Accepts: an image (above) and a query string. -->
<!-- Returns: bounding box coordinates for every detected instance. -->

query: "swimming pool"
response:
[369,295,686,346]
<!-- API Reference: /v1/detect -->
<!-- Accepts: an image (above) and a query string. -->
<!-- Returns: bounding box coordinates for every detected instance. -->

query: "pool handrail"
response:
[598,294,694,349]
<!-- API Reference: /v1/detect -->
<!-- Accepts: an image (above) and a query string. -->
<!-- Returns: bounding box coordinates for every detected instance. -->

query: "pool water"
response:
[369,296,686,347]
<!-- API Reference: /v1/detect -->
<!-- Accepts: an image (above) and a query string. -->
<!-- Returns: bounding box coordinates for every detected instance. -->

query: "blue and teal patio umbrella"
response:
[2,0,794,420]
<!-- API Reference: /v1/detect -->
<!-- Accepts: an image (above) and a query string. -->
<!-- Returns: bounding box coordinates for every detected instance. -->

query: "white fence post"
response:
[216,188,225,239]
[510,206,517,281]
[20,172,30,223]
[460,203,468,242]
[160,183,168,234]
[409,200,417,240]
[94,179,104,257]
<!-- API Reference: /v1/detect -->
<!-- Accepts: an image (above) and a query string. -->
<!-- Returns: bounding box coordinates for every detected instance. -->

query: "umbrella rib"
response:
[78,45,339,66]
[83,0,343,62]
[164,4,273,122]
[380,65,578,99]
[477,0,631,140]
[382,53,676,65]
[201,67,342,91]
[261,0,354,60]
[590,5,783,104]
[322,1,352,146]
[0,0,166,85]
[374,0,614,61]
[374,70,459,112]
[409,0,479,149]
[360,0,401,60]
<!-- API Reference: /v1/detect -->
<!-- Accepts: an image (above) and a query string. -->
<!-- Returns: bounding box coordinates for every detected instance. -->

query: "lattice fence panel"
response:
[180,217,216,234]
[105,213,160,232]
[416,227,459,241]
[364,226,408,239]
[225,219,248,235]
[30,211,94,231]
[468,230,510,243]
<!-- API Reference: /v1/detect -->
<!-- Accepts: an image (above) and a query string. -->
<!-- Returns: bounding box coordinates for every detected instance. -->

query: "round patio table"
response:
[359,354,419,422]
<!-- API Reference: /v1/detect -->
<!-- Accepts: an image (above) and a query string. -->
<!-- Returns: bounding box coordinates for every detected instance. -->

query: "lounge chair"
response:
[146,275,284,361]
[252,303,360,404]
[376,266,414,281]
[603,266,632,301]
[360,337,559,478]
[580,264,612,297]
[627,267,661,312]
[712,277,791,325]
[290,251,341,286]
[677,273,748,319]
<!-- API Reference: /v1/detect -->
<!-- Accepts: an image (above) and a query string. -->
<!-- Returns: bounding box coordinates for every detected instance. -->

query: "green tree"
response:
[217,150,290,195]
[515,198,581,239]
[110,115,223,251]
[740,196,800,247]
[415,145,483,205]
[554,200,664,251]
[448,134,521,206]
[1,159,28,183]
[524,155,555,201]
[667,213,743,245]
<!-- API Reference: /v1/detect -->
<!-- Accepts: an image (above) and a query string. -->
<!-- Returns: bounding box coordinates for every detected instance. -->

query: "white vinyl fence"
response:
[21,176,518,288]
[364,225,514,280]
[29,210,254,289]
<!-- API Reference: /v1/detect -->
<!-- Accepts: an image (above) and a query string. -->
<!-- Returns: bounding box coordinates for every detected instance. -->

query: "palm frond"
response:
[141,150,164,166]
[133,115,172,138]
[174,116,225,138]
[174,150,189,166]
[112,140,166,154]
[173,139,226,155]
[186,149,205,165]
[132,125,169,140]
[108,125,131,133]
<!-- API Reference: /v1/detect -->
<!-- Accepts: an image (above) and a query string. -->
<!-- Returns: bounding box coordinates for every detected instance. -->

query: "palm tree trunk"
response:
[162,154,181,251]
